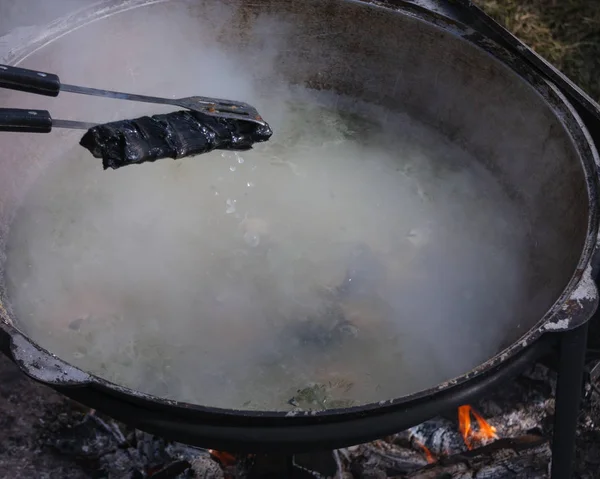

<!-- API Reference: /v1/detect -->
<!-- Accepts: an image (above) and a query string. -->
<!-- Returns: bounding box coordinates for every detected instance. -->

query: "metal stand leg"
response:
[248,454,299,479]
[551,322,589,479]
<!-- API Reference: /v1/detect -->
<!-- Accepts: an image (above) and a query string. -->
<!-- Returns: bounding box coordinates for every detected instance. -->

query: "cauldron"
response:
[0,0,598,452]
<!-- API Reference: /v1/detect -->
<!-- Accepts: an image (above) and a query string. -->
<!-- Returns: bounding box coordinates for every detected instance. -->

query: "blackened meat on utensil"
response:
[79,110,273,170]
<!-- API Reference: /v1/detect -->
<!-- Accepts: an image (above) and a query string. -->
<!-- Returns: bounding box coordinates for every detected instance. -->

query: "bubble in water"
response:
[247,182,255,188]
[229,165,237,172]
[243,231,260,247]
[225,198,236,214]
[236,154,245,164]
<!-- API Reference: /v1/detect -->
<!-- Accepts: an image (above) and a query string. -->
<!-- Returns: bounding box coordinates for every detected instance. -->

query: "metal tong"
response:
[0,64,268,133]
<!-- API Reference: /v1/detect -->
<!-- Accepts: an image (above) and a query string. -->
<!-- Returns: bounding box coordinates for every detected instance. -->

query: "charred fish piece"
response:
[79,110,273,170]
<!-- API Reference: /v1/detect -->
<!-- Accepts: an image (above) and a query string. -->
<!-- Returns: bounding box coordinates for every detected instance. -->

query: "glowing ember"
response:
[414,439,436,464]
[458,404,498,449]
[208,449,237,467]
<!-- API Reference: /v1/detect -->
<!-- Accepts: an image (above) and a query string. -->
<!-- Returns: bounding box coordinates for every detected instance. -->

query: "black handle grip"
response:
[0,64,61,97]
[0,109,52,133]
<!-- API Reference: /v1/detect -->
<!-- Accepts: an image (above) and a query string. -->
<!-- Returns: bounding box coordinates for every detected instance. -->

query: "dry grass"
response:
[477,0,600,101]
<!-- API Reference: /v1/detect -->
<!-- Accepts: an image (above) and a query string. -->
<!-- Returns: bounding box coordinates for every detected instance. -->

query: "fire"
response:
[208,449,237,467]
[414,439,436,464]
[458,405,498,449]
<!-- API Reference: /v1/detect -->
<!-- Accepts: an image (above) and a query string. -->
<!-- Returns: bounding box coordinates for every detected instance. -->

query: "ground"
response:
[0,354,87,479]
[477,0,600,102]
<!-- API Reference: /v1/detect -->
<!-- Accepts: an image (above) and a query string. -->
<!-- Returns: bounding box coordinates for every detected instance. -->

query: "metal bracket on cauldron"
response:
[542,265,600,332]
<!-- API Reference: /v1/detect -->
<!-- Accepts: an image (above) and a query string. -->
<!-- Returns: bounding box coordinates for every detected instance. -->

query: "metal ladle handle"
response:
[0,108,95,133]
[0,64,61,97]
[0,108,53,133]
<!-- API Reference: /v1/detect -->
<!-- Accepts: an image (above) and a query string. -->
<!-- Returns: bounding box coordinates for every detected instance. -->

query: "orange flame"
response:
[458,405,498,449]
[414,439,436,464]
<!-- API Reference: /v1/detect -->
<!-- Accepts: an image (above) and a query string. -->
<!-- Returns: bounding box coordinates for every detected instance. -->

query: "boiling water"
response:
[5,93,530,410]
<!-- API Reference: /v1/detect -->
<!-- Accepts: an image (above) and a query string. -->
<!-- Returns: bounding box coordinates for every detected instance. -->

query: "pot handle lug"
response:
[8,330,92,386]
[542,265,599,332]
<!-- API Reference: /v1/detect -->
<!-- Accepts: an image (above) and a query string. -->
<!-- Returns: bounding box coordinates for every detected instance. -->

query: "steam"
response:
[0,0,93,37]
[2,1,530,410]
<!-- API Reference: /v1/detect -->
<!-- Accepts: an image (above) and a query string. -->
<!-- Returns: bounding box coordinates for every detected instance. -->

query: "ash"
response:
[1,354,599,479]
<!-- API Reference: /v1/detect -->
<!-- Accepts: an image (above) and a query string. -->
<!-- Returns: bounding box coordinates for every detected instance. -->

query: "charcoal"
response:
[135,430,172,467]
[79,110,273,170]
[165,442,210,463]
[48,414,120,458]
[189,456,225,479]
[147,460,191,478]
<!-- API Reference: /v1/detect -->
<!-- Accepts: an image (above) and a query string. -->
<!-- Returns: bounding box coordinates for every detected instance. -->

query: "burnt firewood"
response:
[340,441,429,477]
[403,416,466,457]
[400,436,551,479]
[80,110,273,170]
[47,414,121,459]
[146,459,191,478]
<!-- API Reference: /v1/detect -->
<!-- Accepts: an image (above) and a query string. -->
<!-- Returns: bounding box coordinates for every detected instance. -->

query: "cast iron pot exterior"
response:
[0,0,598,451]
